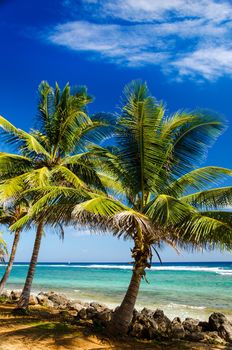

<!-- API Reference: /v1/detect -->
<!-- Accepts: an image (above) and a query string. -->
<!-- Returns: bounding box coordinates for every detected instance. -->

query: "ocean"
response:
[0,261,231,321]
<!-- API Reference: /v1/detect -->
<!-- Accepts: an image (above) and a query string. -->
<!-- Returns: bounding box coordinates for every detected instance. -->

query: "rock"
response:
[37,291,69,309]
[182,318,204,342]
[97,310,112,324]
[86,306,102,320]
[90,302,107,313]
[129,308,162,340]
[199,321,210,332]
[10,290,21,301]
[130,322,144,338]
[47,292,69,308]
[37,293,49,305]
[67,302,84,312]
[68,299,88,307]
[77,308,87,320]
[209,313,232,343]
[153,309,172,336]
[185,331,205,342]
[45,299,54,308]
[183,318,201,333]
[141,307,154,318]
[1,290,11,299]
[37,293,54,307]
[171,318,185,339]
[204,331,226,345]
[29,294,38,305]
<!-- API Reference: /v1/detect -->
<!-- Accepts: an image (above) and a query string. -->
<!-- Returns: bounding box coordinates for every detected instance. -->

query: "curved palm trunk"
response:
[110,263,146,335]
[0,229,21,294]
[17,222,44,309]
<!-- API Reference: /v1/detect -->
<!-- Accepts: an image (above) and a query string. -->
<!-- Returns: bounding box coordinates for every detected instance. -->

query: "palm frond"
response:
[200,210,232,226]
[144,194,196,225]
[0,232,7,261]
[181,186,232,209]
[0,116,51,159]
[61,153,89,166]
[0,173,29,202]
[167,111,225,176]
[115,81,167,201]
[165,166,232,197]
[108,210,163,243]
[10,186,88,230]
[177,213,232,250]
[0,153,32,178]
[73,196,128,218]
[51,165,87,190]
[98,172,125,197]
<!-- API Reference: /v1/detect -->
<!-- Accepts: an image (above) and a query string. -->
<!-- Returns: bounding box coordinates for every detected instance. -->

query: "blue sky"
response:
[0,0,232,262]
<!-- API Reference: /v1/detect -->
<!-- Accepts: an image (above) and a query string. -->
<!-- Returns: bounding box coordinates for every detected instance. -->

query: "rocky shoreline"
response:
[1,290,232,346]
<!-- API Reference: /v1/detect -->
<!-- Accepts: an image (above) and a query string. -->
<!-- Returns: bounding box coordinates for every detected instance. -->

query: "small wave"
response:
[167,303,206,310]
[217,271,232,276]
[62,264,232,275]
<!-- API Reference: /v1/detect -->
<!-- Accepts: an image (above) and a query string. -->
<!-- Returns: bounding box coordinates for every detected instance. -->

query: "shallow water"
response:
[1,261,232,320]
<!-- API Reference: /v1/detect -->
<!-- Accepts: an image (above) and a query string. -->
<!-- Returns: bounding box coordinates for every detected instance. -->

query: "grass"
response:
[0,295,8,303]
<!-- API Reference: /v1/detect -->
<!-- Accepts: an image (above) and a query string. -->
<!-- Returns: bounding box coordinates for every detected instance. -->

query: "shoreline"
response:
[1,290,232,348]
[4,286,232,322]
[2,260,232,323]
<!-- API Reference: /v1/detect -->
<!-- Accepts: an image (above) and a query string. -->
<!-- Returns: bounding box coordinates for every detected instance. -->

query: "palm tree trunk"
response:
[109,262,147,335]
[17,222,44,309]
[0,229,21,294]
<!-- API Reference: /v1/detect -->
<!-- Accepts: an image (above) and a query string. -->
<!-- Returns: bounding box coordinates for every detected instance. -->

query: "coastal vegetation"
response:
[0,80,232,339]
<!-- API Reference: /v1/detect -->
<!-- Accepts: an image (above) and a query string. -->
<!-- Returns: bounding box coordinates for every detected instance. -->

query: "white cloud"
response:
[49,21,171,66]
[173,46,232,80]
[83,0,232,23]
[49,0,232,80]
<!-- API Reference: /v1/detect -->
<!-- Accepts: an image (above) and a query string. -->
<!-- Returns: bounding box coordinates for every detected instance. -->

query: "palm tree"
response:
[14,81,232,333]
[0,204,27,293]
[0,233,7,263]
[0,81,112,309]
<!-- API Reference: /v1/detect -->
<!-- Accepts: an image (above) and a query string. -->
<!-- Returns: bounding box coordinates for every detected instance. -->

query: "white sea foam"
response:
[57,264,232,275]
[166,302,206,310]
[1,263,231,275]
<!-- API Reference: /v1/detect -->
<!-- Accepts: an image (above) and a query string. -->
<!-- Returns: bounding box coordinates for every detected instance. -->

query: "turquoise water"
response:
[0,262,231,320]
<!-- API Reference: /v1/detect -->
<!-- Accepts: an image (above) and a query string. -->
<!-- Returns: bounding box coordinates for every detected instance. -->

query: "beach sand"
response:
[0,304,231,350]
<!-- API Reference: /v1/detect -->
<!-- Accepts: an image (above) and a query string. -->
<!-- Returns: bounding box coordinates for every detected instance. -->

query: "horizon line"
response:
[1,260,231,264]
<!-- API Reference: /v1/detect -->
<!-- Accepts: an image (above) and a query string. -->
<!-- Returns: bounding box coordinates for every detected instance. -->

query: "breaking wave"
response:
[1,263,231,275]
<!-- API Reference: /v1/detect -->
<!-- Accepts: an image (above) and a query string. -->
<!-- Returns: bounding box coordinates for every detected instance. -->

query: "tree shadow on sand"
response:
[0,305,232,350]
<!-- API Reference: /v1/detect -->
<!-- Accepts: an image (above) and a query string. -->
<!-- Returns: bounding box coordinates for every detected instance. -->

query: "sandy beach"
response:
[0,303,231,350]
